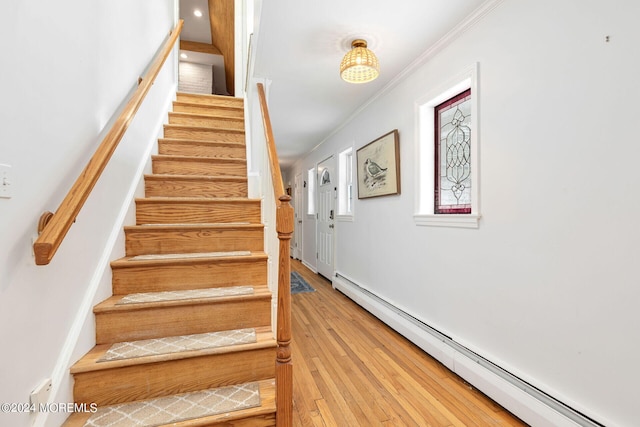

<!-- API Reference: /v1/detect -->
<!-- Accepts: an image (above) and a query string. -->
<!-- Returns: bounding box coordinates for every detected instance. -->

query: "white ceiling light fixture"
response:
[193,9,203,17]
[340,39,379,84]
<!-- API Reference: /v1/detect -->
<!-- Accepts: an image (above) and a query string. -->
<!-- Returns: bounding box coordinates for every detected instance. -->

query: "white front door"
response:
[293,172,303,260]
[317,156,335,279]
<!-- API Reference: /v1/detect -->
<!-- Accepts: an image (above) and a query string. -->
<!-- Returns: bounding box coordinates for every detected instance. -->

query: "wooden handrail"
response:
[257,83,285,202]
[257,82,293,427]
[33,20,184,266]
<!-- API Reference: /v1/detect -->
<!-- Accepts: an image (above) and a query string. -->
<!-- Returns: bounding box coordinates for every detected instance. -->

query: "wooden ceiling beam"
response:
[180,40,222,56]
[208,0,235,96]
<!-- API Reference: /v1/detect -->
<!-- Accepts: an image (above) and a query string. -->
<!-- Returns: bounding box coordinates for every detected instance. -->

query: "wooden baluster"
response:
[276,195,293,427]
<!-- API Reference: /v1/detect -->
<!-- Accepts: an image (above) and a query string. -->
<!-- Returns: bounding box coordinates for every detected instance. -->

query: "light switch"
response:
[0,164,12,199]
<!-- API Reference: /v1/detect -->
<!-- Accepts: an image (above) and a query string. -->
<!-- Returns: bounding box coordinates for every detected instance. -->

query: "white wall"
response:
[0,1,177,426]
[286,1,640,425]
[179,62,213,94]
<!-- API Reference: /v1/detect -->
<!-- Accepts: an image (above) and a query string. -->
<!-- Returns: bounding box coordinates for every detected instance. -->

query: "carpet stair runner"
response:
[65,380,275,426]
[64,93,277,426]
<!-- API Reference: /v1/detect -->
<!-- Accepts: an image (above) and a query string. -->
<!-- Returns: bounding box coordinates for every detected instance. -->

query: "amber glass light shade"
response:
[340,39,379,84]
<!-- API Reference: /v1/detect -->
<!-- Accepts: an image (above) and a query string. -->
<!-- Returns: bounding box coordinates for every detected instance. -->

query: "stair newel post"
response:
[276,195,294,427]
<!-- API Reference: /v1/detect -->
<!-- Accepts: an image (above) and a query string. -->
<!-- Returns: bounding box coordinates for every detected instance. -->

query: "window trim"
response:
[337,146,355,221]
[414,62,480,228]
[306,167,316,217]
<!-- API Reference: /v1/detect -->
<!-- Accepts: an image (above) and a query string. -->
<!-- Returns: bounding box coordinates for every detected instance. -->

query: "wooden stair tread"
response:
[176,92,244,104]
[111,251,267,268]
[134,202,261,224]
[124,224,264,255]
[171,101,244,115]
[143,174,248,199]
[128,250,252,260]
[177,92,244,101]
[164,124,245,134]
[159,138,245,147]
[63,379,276,427]
[169,111,244,122]
[144,174,247,182]
[167,114,244,130]
[111,256,267,294]
[94,286,271,313]
[152,156,247,178]
[125,223,263,231]
[136,196,259,202]
[156,140,247,162]
[71,326,275,374]
[172,100,244,110]
[171,103,244,119]
[152,154,246,163]
[163,126,245,144]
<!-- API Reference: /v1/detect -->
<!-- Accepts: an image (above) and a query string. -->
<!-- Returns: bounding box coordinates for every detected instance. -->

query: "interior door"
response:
[317,156,336,279]
[293,172,303,260]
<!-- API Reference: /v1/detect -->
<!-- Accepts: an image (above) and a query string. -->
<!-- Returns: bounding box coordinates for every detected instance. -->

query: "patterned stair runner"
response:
[98,328,257,362]
[85,382,260,426]
[116,286,254,305]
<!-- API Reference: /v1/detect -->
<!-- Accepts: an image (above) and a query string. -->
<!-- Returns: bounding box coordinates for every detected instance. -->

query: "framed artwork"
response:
[356,129,400,199]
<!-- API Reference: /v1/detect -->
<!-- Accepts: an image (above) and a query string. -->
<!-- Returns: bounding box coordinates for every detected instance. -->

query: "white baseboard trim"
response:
[333,273,601,427]
[301,260,317,274]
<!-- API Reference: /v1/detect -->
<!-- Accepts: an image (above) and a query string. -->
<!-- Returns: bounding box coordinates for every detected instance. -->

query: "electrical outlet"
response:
[29,379,52,407]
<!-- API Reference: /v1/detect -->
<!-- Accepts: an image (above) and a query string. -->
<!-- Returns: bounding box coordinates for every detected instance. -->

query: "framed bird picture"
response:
[356,129,400,199]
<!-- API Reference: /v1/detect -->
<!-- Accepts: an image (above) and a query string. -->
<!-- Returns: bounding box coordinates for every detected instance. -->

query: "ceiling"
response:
[180,0,211,43]
[179,0,490,167]
[179,0,235,95]
[252,0,488,167]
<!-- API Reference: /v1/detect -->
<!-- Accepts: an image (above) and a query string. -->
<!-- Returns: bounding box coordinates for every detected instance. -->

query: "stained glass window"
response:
[435,89,471,214]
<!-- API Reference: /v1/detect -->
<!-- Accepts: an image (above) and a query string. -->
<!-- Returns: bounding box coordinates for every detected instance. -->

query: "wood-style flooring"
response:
[290,259,527,426]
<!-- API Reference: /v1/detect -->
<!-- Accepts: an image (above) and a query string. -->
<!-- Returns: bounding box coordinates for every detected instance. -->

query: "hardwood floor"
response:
[290,259,527,426]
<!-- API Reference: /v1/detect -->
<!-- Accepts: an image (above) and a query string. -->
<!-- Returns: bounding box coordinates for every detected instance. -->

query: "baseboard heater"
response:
[334,272,603,427]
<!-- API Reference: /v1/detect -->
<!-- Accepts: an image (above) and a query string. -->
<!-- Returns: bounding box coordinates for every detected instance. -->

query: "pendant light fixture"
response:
[340,39,379,84]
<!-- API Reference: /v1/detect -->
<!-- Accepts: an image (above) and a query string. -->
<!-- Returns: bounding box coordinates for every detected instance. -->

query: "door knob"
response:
[329,224,334,229]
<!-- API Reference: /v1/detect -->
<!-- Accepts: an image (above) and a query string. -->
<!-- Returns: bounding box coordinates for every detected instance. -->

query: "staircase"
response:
[64,93,278,426]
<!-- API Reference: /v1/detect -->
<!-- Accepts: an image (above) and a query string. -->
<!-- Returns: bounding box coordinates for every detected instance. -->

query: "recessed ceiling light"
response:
[194,9,202,17]
[180,53,188,59]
